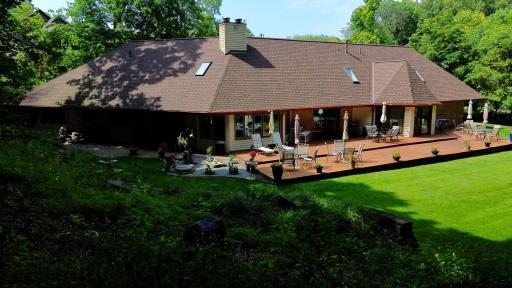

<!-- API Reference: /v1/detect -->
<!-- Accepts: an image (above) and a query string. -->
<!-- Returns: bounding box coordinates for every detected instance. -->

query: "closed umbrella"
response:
[467,100,473,121]
[269,110,274,134]
[483,102,489,125]
[294,114,300,145]
[342,110,349,142]
[380,101,387,124]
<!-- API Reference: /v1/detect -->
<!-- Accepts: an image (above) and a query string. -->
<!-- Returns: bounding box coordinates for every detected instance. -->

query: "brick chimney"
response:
[219,17,247,54]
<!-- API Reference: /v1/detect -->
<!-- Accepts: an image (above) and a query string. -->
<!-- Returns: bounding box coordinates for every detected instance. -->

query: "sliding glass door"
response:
[414,107,432,136]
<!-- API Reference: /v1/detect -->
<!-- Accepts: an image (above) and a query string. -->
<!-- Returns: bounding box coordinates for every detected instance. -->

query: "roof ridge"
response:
[209,53,233,113]
[405,62,439,104]
[127,37,219,42]
[248,37,407,47]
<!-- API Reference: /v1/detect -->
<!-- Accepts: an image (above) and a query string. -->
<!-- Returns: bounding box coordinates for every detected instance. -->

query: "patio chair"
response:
[365,125,379,141]
[353,143,365,161]
[302,148,319,168]
[272,132,294,151]
[453,120,464,132]
[280,148,296,168]
[389,126,400,142]
[379,128,393,142]
[327,140,344,162]
[471,124,485,140]
[342,147,355,162]
[296,143,309,167]
[488,125,501,141]
[251,134,274,155]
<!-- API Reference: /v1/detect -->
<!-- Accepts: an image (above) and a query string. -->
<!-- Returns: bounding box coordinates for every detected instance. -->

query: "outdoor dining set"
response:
[456,122,501,141]
[252,133,364,170]
[364,125,400,143]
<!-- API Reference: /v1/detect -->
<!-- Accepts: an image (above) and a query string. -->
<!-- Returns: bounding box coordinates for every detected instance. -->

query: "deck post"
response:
[403,107,415,137]
[430,106,437,136]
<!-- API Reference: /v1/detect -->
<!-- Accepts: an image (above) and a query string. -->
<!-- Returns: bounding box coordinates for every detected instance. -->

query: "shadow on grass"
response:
[278,179,512,286]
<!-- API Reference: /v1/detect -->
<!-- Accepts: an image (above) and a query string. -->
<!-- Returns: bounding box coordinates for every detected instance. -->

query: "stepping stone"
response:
[106,179,134,191]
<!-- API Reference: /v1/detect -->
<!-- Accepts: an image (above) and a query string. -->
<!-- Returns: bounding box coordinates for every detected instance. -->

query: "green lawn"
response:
[281,151,512,242]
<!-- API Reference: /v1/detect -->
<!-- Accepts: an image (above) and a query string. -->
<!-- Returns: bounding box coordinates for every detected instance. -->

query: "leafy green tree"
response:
[344,0,382,44]
[375,0,420,45]
[409,10,485,77]
[466,8,512,109]
[293,34,342,43]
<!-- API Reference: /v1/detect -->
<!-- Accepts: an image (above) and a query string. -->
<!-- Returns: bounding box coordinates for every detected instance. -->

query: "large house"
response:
[21,18,483,153]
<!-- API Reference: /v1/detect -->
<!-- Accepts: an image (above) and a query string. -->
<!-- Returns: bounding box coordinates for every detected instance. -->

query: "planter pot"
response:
[393,156,400,162]
[484,142,491,148]
[246,163,256,173]
[316,167,323,173]
[272,167,283,183]
[129,148,138,156]
[432,151,439,156]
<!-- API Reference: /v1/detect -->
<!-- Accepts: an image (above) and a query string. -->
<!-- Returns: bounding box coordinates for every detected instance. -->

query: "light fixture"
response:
[318,109,324,115]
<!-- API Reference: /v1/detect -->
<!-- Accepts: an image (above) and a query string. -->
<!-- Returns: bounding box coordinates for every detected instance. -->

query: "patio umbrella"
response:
[380,101,387,124]
[269,110,274,134]
[483,102,489,125]
[467,100,473,120]
[342,110,349,142]
[294,114,300,145]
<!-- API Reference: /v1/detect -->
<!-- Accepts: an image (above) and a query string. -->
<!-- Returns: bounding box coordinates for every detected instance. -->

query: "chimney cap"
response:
[235,18,242,24]
[222,17,230,23]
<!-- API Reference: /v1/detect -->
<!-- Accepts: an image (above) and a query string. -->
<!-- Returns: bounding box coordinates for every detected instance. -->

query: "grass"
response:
[2,125,512,287]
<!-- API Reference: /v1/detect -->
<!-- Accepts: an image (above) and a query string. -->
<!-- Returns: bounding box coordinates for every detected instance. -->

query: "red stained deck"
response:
[235,132,512,184]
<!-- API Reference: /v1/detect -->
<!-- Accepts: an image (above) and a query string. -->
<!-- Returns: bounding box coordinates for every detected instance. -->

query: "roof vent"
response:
[345,67,360,84]
[415,70,425,82]
[219,17,247,54]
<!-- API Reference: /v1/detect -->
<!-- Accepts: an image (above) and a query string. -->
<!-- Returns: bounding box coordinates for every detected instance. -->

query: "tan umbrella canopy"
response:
[342,110,349,142]
[483,103,489,125]
[294,114,300,145]
[467,100,473,121]
[269,110,274,134]
[380,101,387,124]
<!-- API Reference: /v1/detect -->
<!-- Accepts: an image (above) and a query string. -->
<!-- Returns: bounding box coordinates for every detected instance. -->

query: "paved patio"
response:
[238,131,512,184]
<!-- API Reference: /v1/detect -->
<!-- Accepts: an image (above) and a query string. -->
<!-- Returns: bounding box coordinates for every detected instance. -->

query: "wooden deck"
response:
[235,132,512,184]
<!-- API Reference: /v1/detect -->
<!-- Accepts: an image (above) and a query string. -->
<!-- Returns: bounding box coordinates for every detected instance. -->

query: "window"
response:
[234,113,280,139]
[415,70,425,82]
[200,116,225,139]
[344,67,360,83]
[195,62,212,76]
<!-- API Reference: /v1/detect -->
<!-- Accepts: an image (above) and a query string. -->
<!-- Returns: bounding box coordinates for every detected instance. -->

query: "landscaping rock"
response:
[106,179,134,191]
[364,207,418,248]
[184,215,226,245]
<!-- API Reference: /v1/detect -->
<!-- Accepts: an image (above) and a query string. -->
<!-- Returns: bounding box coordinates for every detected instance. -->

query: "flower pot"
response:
[485,142,491,148]
[316,166,323,173]
[271,166,283,182]
[393,156,400,162]
[432,151,439,156]
[129,148,138,156]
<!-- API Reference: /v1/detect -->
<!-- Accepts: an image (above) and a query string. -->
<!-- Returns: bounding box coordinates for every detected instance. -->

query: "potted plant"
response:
[392,151,401,162]
[463,140,471,151]
[205,164,215,175]
[206,145,213,161]
[431,146,440,156]
[271,162,283,183]
[484,138,491,148]
[347,155,356,169]
[314,162,323,173]
[228,154,238,175]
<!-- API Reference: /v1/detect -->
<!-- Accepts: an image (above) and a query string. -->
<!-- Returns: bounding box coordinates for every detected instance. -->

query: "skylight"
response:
[195,62,212,76]
[344,67,360,83]
[415,70,425,82]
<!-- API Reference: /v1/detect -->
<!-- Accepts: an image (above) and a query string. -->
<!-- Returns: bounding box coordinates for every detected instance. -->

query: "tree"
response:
[293,34,342,43]
[466,8,512,109]
[409,10,485,78]
[375,0,420,45]
[343,0,383,44]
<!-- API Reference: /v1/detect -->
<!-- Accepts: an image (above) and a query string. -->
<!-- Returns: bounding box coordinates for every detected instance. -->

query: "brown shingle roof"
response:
[21,37,484,113]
